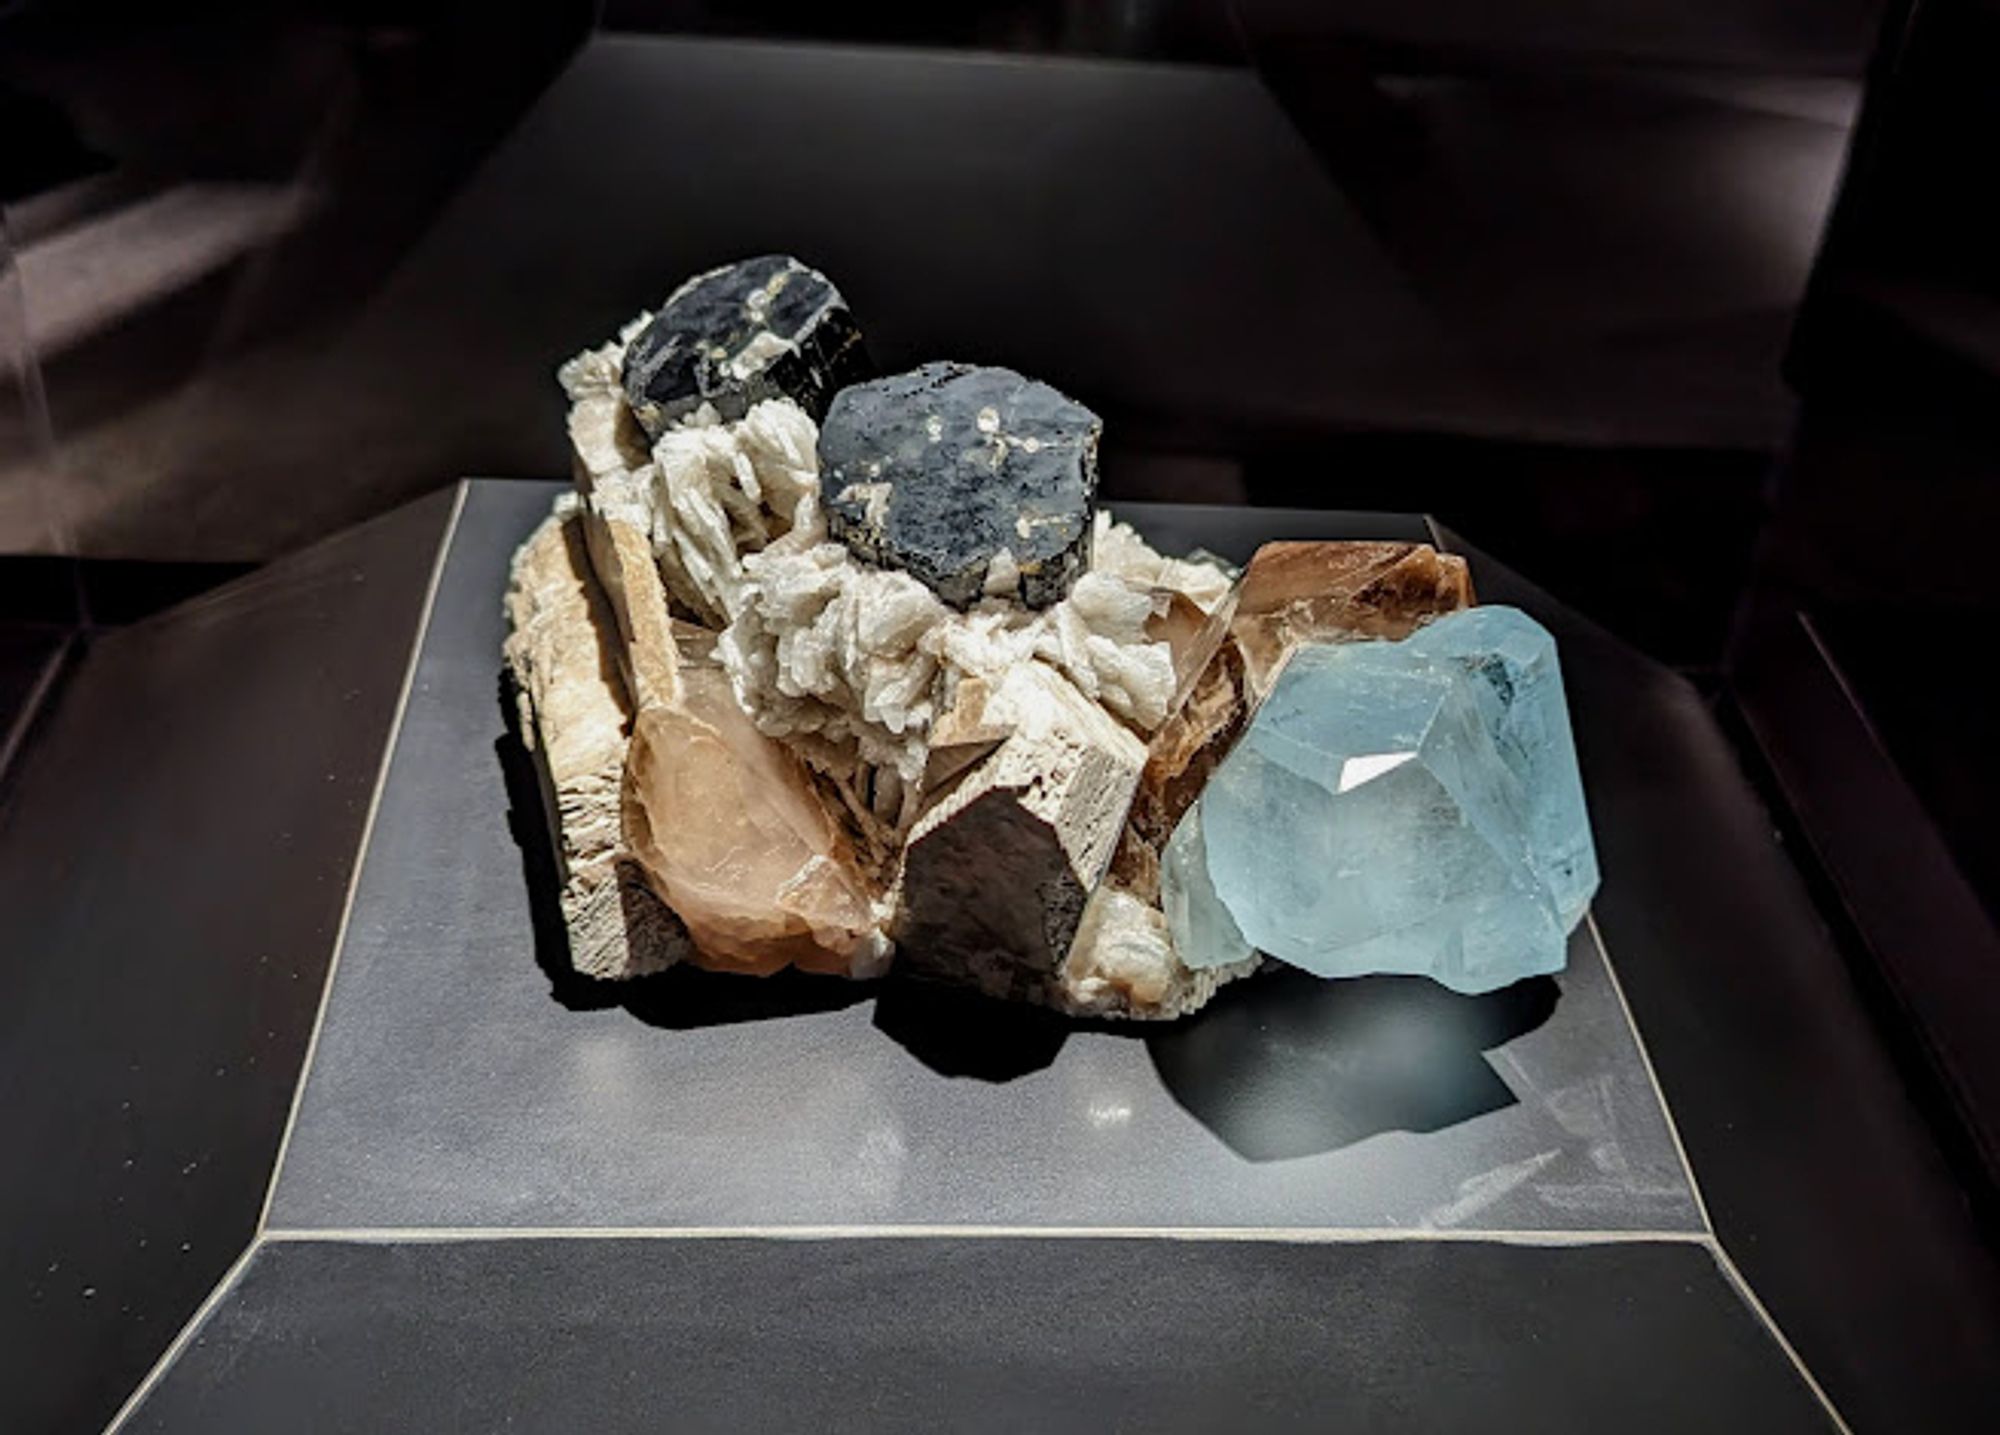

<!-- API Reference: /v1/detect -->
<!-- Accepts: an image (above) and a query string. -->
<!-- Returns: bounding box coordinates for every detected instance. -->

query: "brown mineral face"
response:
[1112,636,1248,902]
[1230,540,1473,699]
[919,674,1011,795]
[623,658,890,979]
[529,299,1491,1023]
[1146,586,1237,709]
[1108,541,1470,904]
[894,663,1145,1005]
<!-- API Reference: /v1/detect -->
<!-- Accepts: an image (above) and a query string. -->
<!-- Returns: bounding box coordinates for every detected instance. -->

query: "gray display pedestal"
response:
[123,483,1832,1431]
[27,479,1998,1431]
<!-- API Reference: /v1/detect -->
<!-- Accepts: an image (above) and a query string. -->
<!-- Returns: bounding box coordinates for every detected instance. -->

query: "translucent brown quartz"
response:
[1109,540,1473,902]
[1146,586,1237,708]
[517,492,888,980]
[623,653,887,978]
[1231,540,1473,699]
[1111,633,1247,901]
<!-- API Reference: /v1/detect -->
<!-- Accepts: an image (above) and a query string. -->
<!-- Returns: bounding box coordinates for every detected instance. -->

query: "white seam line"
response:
[253,481,467,1234]
[1591,918,1846,1424]
[1709,1241,1855,1433]
[99,1240,261,1435]
[0,630,74,780]
[1586,908,1718,1237]
[1796,610,1899,766]
[258,1224,1715,1247]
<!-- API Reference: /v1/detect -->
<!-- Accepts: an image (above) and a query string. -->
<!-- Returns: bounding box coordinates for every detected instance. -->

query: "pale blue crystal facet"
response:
[1162,606,1599,994]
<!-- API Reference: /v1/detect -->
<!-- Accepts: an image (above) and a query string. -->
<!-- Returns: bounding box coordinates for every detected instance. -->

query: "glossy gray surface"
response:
[0,625,66,779]
[267,480,1698,1234]
[1448,527,2000,1431]
[126,1237,1830,1434]
[0,492,457,1435]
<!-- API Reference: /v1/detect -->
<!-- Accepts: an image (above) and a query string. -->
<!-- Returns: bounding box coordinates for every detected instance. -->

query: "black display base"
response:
[130,1237,1822,1434]
[0,491,458,1434]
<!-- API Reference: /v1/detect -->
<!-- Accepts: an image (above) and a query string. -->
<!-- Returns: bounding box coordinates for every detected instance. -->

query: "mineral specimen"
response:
[819,362,1101,609]
[515,257,1600,1024]
[1160,606,1598,994]
[620,255,869,436]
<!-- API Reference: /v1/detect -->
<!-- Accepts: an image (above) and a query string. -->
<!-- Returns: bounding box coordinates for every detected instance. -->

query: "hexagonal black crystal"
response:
[818,362,1101,610]
[620,255,869,436]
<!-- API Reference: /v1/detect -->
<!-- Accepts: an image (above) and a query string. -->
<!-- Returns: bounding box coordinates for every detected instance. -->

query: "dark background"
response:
[0,0,1876,666]
[9,0,1992,933]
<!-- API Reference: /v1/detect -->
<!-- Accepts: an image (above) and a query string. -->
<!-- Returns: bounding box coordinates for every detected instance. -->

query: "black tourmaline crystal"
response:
[620,255,869,436]
[817,362,1101,610]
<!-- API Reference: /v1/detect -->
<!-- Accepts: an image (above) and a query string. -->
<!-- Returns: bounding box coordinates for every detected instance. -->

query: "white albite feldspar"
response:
[561,321,822,630]
[1090,512,1234,612]
[714,501,1221,827]
[717,517,1193,825]
[646,401,821,627]
[1061,885,1259,1020]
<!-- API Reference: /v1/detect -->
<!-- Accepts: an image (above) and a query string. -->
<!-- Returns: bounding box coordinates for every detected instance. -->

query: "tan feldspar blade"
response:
[502,507,692,980]
[894,663,1144,1006]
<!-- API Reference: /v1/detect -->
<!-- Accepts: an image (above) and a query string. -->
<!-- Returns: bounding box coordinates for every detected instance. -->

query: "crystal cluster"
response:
[503,255,1600,1019]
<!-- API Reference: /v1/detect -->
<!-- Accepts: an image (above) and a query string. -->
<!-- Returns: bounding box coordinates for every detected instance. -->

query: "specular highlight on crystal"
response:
[1162,606,1598,994]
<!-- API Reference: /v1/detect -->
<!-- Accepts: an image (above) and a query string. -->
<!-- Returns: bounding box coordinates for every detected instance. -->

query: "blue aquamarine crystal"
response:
[1161,606,1599,994]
